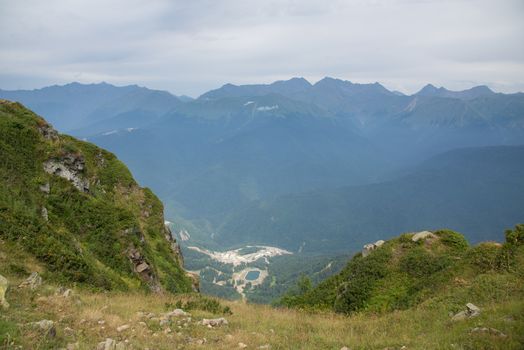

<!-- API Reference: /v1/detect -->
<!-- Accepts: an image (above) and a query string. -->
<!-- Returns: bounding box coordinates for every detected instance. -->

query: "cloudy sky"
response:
[1,0,523,96]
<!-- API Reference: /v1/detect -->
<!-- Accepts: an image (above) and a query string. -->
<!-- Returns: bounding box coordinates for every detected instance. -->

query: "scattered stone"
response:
[30,319,56,337]
[202,317,228,327]
[98,320,106,325]
[470,327,507,338]
[451,311,468,321]
[411,231,437,242]
[115,342,126,350]
[39,182,50,194]
[466,303,481,317]
[117,324,131,332]
[0,274,9,309]
[238,343,248,349]
[258,345,271,349]
[135,262,150,273]
[55,286,73,297]
[64,327,74,335]
[18,272,42,290]
[41,207,49,221]
[138,322,147,327]
[225,334,234,340]
[97,338,117,350]
[452,303,481,321]
[362,240,385,257]
[341,347,350,350]
[165,309,189,318]
[66,342,79,350]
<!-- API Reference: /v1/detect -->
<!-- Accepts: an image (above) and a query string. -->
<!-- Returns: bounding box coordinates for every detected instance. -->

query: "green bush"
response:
[399,247,450,278]
[505,224,524,246]
[435,229,469,252]
[467,243,500,271]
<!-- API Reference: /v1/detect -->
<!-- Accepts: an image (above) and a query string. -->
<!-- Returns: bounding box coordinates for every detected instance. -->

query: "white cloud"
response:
[0,0,523,95]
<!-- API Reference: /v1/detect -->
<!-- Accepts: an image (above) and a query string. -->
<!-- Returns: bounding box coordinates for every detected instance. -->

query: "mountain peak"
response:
[416,83,495,100]
[417,83,440,95]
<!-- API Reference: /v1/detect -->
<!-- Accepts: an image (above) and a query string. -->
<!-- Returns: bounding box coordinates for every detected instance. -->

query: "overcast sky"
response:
[1,0,523,96]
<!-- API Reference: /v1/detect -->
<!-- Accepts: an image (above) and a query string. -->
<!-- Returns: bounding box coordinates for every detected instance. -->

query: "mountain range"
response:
[1,78,523,254]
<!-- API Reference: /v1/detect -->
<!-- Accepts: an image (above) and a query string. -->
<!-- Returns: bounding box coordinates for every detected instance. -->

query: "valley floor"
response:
[1,275,522,349]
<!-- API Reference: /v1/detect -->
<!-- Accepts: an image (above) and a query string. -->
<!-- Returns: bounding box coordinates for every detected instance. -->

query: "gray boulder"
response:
[165,308,189,318]
[202,317,229,327]
[362,240,385,257]
[411,231,437,242]
[452,303,481,321]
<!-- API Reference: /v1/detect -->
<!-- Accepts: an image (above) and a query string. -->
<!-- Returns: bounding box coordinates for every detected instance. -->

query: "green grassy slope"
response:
[0,100,193,293]
[279,226,524,316]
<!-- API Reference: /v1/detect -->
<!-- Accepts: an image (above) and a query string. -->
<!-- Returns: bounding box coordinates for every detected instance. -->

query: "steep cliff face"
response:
[0,100,194,292]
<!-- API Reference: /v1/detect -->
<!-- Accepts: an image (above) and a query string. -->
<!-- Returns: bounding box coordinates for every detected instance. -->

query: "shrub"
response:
[505,224,524,246]
[467,243,500,272]
[434,229,469,252]
[399,247,450,278]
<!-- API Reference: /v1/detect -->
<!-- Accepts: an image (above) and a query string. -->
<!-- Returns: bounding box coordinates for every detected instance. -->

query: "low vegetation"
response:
[0,100,192,293]
[278,226,524,318]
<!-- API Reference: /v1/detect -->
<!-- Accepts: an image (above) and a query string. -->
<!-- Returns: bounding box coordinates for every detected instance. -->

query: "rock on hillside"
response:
[0,100,194,292]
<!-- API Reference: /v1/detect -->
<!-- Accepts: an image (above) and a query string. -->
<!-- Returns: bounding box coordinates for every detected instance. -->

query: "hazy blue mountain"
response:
[91,94,390,234]
[199,77,312,100]
[415,83,495,100]
[1,79,523,254]
[0,82,181,133]
[213,145,524,253]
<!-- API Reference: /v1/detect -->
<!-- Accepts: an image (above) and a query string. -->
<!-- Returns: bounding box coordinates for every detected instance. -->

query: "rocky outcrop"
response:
[127,247,155,283]
[43,153,89,192]
[362,240,385,257]
[186,272,200,292]
[0,274,9,309]
[18,272,42,290]
[412,231,437,242]
[164,224,184,266]
[37,121,59,141]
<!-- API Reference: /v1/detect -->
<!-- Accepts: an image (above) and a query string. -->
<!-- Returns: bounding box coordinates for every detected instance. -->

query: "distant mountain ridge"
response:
[1,79,523,254]
[0,82,182,132]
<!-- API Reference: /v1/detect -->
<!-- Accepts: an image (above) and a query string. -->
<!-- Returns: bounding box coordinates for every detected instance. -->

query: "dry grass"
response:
[1,281,523,350]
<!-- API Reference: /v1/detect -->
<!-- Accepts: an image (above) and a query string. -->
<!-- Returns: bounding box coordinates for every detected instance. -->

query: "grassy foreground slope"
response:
[0,99,192,292]
[1,228,523,349]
